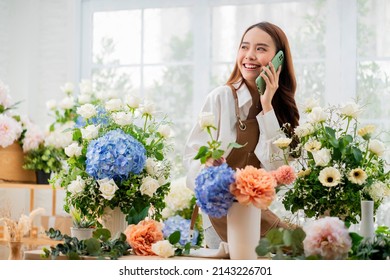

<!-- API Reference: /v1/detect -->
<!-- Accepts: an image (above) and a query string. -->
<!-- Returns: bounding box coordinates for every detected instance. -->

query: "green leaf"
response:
[194,146,208,160]
[283,230,292,247]
[255,238,271,256]
[85,238,101,255]
[212,149,224,159]
[93,228,111,241]
[155,151,164,161]
[227,142,247,149]
[352,147,363,163]
[126,206,150,225]
[72,129,82,141]
[168,231,181,245]
[266,229,283,245]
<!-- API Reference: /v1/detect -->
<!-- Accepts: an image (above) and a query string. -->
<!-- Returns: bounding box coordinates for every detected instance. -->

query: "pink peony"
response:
[124,219,164,256]
[230,165,276,209]
[273,165,296,185]
[22,124,44,152]
[0,114,23,148]
[303,217,352,260]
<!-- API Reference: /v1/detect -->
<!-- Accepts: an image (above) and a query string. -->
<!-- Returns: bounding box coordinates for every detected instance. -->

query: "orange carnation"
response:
[124,219,164,256]
[230,165,276,209]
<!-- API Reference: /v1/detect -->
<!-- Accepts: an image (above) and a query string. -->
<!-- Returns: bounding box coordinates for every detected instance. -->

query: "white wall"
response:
[0,0,79,219]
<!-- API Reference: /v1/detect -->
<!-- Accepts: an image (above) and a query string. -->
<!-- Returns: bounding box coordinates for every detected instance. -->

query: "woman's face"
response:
[237,27,277,87]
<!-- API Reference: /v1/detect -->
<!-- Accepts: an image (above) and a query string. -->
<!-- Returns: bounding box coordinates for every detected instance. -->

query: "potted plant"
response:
[69,208,96,240]
[23,143,65,184]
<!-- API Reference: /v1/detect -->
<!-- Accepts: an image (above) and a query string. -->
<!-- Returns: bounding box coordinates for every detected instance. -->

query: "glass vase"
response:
[227,202,260,260]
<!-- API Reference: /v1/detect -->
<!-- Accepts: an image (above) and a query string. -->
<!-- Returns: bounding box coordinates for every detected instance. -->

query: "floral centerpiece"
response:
[282,99,390,224]
[193,112,296,217]
[51,91,173,228]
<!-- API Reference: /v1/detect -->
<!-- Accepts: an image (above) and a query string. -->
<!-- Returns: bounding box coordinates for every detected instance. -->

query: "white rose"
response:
[98,178,119,200]
[105,99,123,111]
[294,123,315,138]
[145,158,158,176]
[112,112,133,126]
[366,181,387,202]
[273,137,292,149]
[46,99,57,110]
[124,94,141,108]
[79,80,92,95]
[302,97,320,113]
[59,96,75,109]
[77,104,97,119]
[81,125,100,140]
[340,102,361,119]
[307,107,327,124]
[151,240,175,258]
[68,176,85,195]
[141,100,156,115]
[368,139,385,157]
[60,82,74,94]
[198,112,215,129]
[78,94,92,104]
[312,148,332,166]
[140,176,160,197]
[157,124,171,138]
[64,142,83,157]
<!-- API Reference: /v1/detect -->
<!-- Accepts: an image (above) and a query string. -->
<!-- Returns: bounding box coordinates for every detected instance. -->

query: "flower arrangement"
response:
[193,112,295,217]
[51,91,173,227]
[256,216,352,260]
[124,218,196,258]
[281,100,390,224]
[0,79,42,151]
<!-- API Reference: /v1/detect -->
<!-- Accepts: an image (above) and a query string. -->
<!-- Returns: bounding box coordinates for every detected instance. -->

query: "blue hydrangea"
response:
[86,129,146,180]
[163,215,199,246]
[194,163,235,218]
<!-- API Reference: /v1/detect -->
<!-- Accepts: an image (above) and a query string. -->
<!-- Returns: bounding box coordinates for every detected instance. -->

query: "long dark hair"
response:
[226,22,300,135]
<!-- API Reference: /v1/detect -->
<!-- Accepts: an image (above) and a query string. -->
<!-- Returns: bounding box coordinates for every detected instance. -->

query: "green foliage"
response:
[256,228,308,260]
[42,228,130,260]
[70,208,96,228]
[349,226,390,260]
[23,144,64,173]
[167,230,199,257]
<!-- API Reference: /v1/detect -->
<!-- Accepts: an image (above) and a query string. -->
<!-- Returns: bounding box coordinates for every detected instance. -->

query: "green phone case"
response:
[256,50,284,95]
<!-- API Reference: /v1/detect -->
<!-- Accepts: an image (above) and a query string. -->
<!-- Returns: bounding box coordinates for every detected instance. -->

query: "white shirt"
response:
[183,83,285,191]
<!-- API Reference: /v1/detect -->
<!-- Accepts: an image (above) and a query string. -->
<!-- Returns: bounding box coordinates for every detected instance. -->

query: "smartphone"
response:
[256,50,284,95]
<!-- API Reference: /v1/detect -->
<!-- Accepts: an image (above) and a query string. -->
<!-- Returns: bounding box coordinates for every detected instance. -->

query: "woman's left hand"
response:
[260,61,282,112]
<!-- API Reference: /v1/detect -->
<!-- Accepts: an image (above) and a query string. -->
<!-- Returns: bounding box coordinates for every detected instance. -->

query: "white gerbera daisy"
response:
[347,168,367,185]
[319,167,341,187]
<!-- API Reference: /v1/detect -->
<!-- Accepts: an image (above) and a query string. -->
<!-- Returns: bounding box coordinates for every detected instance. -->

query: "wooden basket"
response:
[0,142,36,183]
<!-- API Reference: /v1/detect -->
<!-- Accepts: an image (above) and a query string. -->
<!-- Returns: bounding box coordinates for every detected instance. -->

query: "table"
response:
[0,237,63,260]
[23,249,214,260]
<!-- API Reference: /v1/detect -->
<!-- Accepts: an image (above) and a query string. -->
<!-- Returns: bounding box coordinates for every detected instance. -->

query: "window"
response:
[81,0,390,178]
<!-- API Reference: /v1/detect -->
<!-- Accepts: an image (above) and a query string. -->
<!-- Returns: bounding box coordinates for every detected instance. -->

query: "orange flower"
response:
[230,165,276,209]
[124,219,164,256]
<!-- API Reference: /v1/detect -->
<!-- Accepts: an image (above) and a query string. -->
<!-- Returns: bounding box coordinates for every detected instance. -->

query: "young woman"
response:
[184,22,300,248]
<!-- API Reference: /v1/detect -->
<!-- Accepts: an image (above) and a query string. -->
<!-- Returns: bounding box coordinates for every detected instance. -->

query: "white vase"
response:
[101,207,127,238]
[360,200,375,241]
[70,227,95,240]
[227,202,261,260]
